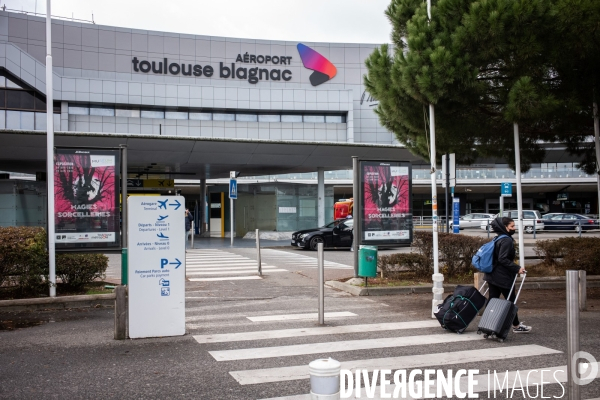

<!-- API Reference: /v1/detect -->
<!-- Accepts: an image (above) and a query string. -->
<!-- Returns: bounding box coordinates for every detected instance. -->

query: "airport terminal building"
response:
[0,10,597,235]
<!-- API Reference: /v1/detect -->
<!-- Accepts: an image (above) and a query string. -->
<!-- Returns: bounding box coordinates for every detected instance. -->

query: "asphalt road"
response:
[2,243,600,399]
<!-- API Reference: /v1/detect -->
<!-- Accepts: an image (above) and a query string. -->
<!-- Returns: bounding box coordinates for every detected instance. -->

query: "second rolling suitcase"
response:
[477,272,526,342]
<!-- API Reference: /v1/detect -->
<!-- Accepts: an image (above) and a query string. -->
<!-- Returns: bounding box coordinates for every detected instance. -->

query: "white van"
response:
[480,210,544,233]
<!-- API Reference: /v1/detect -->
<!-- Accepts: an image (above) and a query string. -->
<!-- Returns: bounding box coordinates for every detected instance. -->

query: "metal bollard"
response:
[256,229,262,276]
[579,270,587,312]
[309,358,341,400]
[114,285,127,340]
[190,221,194,249]
[578,220,582,238]
[566,270,580,400]
[318,242,324,325]
[487,222,490,239]
[533,219,536,239]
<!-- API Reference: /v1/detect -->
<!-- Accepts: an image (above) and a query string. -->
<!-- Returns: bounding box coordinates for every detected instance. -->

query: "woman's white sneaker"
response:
[513,323,532,333]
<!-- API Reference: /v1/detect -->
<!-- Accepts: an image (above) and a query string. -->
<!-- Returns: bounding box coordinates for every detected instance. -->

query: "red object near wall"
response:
[334,199,353,219]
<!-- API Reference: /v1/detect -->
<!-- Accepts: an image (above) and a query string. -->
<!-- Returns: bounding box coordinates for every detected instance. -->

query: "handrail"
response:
[2,7,95,24]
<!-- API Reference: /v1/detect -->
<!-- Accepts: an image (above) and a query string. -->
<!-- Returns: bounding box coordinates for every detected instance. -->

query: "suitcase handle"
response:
[479,281,489,297]
[507,271,527,304]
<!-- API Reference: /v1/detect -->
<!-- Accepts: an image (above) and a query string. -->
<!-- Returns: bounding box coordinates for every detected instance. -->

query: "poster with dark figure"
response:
[54,148,120,249]
[361,161,412,244]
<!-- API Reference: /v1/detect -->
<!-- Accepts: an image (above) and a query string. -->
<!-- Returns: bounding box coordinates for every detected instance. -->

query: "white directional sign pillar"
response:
[128,196,186,338]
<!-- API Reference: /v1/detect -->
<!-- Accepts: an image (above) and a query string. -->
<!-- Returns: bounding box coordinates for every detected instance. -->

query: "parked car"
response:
[291,219,353,250]
[543,213,597,232]
[450,213,495,230]
[480,210,544,234]
[541,213,565,220]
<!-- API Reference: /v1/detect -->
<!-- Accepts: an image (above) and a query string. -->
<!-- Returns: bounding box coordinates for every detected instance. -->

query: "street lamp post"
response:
[46,0,56,297]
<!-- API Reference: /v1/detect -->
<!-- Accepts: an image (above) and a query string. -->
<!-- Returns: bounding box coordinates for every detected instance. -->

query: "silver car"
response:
[480,210,544,233]
[450,213,495,230]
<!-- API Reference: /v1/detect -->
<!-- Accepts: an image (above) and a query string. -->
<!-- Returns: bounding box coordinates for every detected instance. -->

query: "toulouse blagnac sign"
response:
[131,43,337,86]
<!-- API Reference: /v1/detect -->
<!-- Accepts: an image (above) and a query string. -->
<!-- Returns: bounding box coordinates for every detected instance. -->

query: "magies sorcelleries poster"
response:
[361,161,412,243]
[54,148,120,248]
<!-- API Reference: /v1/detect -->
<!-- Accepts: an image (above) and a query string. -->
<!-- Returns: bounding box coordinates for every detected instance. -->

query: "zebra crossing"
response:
[185,249,287,281]
[188,303,587,399]
[260,248,354,269]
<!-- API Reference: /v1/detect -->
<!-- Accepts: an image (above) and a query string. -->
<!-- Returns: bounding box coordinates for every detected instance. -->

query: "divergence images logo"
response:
[297,43,337,86]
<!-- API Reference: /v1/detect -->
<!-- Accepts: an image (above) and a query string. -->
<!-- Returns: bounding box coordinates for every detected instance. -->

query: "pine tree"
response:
[365,0,600,171]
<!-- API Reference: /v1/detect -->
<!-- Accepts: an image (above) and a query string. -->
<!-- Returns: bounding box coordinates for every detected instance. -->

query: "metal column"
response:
[200,178,206,234]
[566,270,580,400]
[352,157,359,278]
[318,242,324,325]
[120,145,128,285]
[317,168,325,228]
[513,123,526,269]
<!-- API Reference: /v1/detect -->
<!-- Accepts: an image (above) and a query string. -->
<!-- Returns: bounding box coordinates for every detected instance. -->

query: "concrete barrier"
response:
[0,293,116,312]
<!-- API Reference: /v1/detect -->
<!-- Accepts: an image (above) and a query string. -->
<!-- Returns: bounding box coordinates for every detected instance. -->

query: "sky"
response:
[6,0,393,44]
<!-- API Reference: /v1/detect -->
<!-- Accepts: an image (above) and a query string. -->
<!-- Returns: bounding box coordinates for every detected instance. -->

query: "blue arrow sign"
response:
[160,258,181,269]
[169,199,181,210]
[229,179,238,199]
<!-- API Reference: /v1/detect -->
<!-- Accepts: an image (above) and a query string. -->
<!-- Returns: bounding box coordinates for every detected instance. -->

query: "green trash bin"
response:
[358,245,378,277]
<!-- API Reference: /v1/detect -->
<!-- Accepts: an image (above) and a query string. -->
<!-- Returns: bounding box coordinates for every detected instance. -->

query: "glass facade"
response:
[214,182,334,236]
[238,163,595,182]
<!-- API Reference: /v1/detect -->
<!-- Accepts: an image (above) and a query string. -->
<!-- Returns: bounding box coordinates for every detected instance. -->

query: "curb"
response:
[0,293,116,312]
[325,280,459,296]
[326,275,600,297]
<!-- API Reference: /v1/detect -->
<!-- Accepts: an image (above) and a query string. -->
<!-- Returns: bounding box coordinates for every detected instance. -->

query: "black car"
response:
[543,213,598,232]
[291,219,353,250]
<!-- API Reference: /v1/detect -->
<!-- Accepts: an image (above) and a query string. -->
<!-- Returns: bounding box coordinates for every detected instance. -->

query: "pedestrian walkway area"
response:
[260,249,353,270]
[186,249,287,282]
[184,292,596,399]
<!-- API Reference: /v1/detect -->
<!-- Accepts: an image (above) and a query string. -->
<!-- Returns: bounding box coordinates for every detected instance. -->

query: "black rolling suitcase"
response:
[477,272,526,342]
[434,285,487,334]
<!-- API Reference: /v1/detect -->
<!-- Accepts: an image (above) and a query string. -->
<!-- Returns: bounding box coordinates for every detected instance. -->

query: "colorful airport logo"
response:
[297,43,337,86]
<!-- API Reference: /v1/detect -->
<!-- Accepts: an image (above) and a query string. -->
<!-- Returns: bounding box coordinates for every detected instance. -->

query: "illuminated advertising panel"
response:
[54,147,121,250]
[360,160,412,245]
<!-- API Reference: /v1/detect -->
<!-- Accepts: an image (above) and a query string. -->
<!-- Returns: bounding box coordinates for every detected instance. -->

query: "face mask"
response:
[507,229,516,236]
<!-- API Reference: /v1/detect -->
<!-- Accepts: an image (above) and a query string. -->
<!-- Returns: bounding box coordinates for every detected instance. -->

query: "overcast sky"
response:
[7,0,392,44]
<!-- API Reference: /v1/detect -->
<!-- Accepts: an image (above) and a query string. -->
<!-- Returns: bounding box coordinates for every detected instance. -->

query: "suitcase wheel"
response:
[483,334,489,339]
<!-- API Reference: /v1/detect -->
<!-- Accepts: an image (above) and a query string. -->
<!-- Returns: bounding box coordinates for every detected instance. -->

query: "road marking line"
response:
[259,361,594,400]
[186,266,277,271]
[186,262,266,266]
[186,259,263,262]
[187,269,287,276]
[247,311,357,322]
[189,276,263,282]
[193,320,440,343]
[210,332,483,361]
[231,345,562,385]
